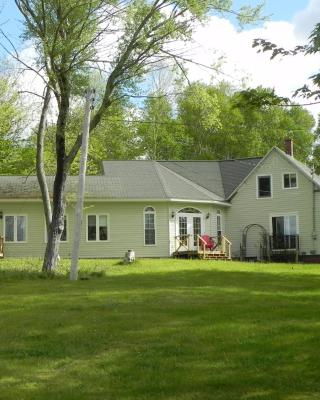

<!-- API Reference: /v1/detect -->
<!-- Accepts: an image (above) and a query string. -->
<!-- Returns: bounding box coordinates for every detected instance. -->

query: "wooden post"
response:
[70,89,95,281]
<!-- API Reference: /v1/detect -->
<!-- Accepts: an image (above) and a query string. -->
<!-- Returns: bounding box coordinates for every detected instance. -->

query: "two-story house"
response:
[0,140,319,261]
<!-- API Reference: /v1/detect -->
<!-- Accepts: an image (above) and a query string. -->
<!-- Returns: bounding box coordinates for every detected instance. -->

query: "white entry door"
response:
[177,213,202,251]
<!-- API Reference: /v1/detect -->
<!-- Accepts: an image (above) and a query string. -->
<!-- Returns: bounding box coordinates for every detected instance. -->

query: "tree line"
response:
[1,78,317,176]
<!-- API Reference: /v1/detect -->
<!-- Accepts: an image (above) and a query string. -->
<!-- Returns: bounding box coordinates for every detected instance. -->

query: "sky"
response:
[1,0,320,120]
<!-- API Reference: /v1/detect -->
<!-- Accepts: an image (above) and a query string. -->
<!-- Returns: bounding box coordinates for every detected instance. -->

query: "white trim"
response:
[3,214,28,243]
[269,212,299,234]
[256,174,273,199]
[282,172,298,190]
[144,206,156,246]
[175,208,204,251]
[0,198,231,206]
[216,209,222,236]
[86,213,110,242]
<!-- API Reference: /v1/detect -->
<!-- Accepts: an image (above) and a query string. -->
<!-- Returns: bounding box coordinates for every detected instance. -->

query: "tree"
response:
[137,92,184,159]
[0,76,34,174]
[176,83,315,161]
[16,0,263,272]
[177,82,221,159]
[253,23,320,100]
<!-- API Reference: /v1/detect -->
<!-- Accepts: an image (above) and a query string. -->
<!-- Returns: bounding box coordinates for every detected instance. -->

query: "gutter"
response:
[0,197,231,206]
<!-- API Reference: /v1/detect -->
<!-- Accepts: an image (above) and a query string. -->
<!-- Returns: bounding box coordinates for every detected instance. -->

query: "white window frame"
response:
[144,206,156,246]
[282,172,298,190]
[44,214,68,243]
[4,214,28,243]
[256,174,273,199]
[269,212,299,250]
[86,214,110,242]
[216,209,222,236]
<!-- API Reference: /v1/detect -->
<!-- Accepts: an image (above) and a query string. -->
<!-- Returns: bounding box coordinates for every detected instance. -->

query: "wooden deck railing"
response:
[197,235,232,260]
[221,236,232,260]
[0,236,3,259]
[175,234,191,252]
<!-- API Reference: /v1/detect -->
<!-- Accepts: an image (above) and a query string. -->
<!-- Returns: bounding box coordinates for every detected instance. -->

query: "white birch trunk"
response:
[70,89,94,280]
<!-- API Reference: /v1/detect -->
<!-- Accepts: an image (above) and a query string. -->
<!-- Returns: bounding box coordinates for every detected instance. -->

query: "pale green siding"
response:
[0,200,229,258]
[168,203,227,254]
[225,150,316,258]
[0,201,170,258]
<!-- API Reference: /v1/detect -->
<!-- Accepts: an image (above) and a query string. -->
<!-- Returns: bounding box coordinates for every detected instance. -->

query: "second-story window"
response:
[283,173,297,189]
[257,175,272,198]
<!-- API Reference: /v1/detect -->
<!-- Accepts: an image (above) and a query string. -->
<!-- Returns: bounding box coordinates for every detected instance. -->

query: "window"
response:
[4,215,27,242]
[45,215,67,242]
[144,207,155,245]
[216,210,222,236]
[87,215,108,241]
[257,175,272,198]
[178,208,201,214]
[271,214,298,249]
[283,173,297,189]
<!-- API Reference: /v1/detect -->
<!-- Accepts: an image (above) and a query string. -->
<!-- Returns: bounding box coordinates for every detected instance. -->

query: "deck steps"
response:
[199,252,229,260]
[173,250,230,260]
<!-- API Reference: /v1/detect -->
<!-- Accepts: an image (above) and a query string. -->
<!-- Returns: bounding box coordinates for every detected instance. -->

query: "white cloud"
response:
[179,11,320,121]
[293,0,320,40]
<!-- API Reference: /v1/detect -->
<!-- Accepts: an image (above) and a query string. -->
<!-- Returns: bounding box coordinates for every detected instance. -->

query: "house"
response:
[0,141,319,261]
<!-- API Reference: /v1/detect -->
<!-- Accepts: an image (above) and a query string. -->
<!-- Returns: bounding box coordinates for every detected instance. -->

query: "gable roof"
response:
[1,148,318,203]
[159,157,261,199]
[0,161,227,204]
[102,160,225,202]
[227,147,320,199]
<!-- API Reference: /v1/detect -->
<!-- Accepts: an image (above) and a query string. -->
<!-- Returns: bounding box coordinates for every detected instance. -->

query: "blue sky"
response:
[0,0,312,45]
[1,0,320,117]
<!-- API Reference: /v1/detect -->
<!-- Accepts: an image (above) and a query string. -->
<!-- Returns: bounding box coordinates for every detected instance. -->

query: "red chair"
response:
[199,235,217,250]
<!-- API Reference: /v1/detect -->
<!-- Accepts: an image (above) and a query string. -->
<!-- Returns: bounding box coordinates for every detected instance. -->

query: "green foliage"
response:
[178,82,221,158]
[137,92,185,159]
[176,83,315,161]
[43,101,140,174]
[0,77,35,175]
[18,0,104,95]
[1,259,320,399]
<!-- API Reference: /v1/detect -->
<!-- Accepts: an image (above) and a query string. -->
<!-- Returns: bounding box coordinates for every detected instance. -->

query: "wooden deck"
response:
[173,250,229,260]
[173,234,232,260]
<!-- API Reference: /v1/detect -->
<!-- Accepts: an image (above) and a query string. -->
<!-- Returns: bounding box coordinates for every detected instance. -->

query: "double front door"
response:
[178,213,202,250]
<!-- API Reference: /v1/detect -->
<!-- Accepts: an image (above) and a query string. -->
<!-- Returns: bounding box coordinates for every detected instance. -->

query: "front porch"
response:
[173,234,232,260]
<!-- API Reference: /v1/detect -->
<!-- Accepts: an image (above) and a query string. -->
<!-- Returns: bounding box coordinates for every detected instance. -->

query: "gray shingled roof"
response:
[219,158,262,198]
[1,149,318,202]
[0,161,226,202]
[102,160,224,201]
[160,158,261,199]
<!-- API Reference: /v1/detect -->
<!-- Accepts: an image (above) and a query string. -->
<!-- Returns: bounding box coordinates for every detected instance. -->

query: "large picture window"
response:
[144,207,155,245]
[272,214,298,249]
[5,215,27,242]
[257,175,272,198]
[87,215,108,241]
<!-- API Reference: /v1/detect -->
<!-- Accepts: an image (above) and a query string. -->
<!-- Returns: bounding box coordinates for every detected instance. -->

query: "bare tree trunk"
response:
[42,173,67,272]
[70,89,94,281]
[36,86,52,234]
[42,86,70,272]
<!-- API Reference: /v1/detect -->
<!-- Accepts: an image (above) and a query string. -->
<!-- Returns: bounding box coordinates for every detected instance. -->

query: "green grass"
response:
[1,258,320,399]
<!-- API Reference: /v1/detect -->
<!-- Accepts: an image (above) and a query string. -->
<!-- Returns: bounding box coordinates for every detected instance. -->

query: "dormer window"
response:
[257,175,272,198]
[283,173,297,189]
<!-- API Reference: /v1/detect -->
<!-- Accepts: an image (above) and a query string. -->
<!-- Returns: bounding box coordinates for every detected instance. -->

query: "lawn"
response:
[1,259,320,400]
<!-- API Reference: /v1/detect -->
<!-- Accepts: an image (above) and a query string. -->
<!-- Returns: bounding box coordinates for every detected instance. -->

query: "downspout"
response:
[311,167,317,253]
